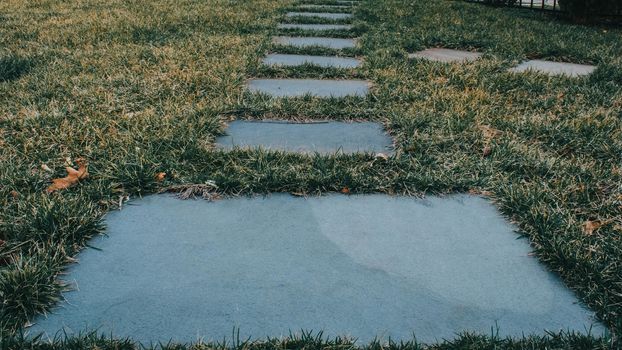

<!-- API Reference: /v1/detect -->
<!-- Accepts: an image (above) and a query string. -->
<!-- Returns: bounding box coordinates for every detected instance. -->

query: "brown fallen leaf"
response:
[375,153,389,160]
[583,220,602,235]
[341,187,350,194]
[483,145,492,157]
[9,190,19,199]
[478,125,502,140]
[46,158,89,193]
[155,172,166,182]
[41,164,53,173]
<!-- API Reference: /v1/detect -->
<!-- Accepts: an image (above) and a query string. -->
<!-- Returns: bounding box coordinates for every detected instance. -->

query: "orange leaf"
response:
[341,187,350,194]
[155,172,166,182]
[46,158,89,193]
[583,220,602,235]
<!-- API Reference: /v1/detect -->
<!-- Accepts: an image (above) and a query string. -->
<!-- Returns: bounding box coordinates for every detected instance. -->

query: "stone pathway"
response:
[30,0,606,344]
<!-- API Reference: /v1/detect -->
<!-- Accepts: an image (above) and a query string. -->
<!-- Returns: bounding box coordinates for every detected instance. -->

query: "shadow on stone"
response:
[30,194,606,344]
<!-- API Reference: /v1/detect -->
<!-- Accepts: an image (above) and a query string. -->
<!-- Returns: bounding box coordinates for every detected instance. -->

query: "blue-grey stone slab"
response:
[263,54,361,68]
[215,121,392,154]
[509,59,596,77]
[278,23,353,31]
[286,12,353,19]
[409,48,482,63]
[247,79,369,98]
[297,4,351,9]
[272,36,357,49]
[30,194,605,344]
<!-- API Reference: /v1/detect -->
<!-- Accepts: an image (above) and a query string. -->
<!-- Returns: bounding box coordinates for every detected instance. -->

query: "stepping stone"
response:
[286,12,353,19]
[247,79,369,98]
[272,36,358,49]
[409,48,482,63]
[262,53,361,68]
[278,23,353,31]
[509,59,596,77]
[297,4,351,9]
[216,121,392,154]
[30,194,606,344]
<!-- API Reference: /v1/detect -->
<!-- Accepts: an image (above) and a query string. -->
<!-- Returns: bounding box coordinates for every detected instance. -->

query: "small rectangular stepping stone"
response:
[297,4,351,9]
[286,12,353,19]
[509,59,596,77]
[262,54,361,68]
[409,48,482,63]
[247,79,369,98]
[278,23,353,31]
[216,121,393,154]
[272,36,357,49]
[30,194,605,344]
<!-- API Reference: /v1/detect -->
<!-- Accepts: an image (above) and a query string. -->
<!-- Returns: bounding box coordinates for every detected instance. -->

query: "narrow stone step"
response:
[409,48,482,63]
[262,53,361,68]
[509,59,596,77]
[216,121,393,154]
[272,36,358,49]
[247,78,370,98]
[278,23,353,31]
[286,12,353,19]
[297,4,352,9]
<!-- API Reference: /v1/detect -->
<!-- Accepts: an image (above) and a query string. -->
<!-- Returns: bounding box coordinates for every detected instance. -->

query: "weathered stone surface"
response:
[278,23,353,31]
[409,48,482,63]
[216,120,392,154]
[262,53,361,68]
[286,12,353,19]
[509,59,596,77]
[272,36,357,49]
[247,79,370,98]
[31,194,605,344]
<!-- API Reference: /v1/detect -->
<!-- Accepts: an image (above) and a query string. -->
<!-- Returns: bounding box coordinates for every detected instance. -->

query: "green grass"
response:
[1,0,622,347]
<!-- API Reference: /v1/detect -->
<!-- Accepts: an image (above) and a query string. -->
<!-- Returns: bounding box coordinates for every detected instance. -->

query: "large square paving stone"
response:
[247,78,370,97]
[30,194,605,344]
[272,36,358,49]
[262,54,361,68]
[286,12,353,19]
[409,48,482,63]
[509,59,596,77]
[215,120,393,154]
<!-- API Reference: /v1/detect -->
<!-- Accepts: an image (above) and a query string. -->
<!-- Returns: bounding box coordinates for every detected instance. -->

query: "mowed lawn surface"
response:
[1,0,622,348]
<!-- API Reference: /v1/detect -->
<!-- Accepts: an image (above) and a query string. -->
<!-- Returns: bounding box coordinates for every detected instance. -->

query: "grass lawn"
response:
[1,0,621,347]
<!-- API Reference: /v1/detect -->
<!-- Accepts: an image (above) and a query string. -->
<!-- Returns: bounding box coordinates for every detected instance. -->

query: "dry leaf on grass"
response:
[482,145,492,157]
[341,187,350,194]
[46,158,89,193]
[155,172,166,182]
[583,220,602,235]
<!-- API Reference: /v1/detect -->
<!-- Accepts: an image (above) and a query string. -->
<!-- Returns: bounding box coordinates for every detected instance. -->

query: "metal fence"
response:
[464,0,622,17]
